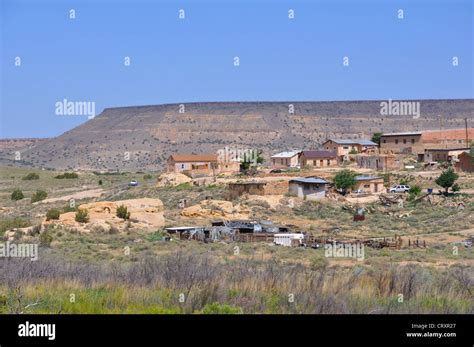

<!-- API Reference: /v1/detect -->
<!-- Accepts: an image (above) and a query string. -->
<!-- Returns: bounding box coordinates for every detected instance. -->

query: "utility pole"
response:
[465,118,469,146]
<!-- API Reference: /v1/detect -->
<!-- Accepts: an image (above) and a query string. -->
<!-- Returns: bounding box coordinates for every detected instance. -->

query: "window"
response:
[181,164,185,169]
[403,139,406,144]
[320,160,323,166]
[343,146,349,149]
[313,160,316,165]
[411,139,415,144]
[395,139,399,144]
[327,160,330,165]
[383,140,386,143]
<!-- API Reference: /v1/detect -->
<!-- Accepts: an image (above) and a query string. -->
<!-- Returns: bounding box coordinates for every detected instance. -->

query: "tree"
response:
[333,169,357,195]
[371,132,383,145]
[75,209,89,223]
[31,190,47,203]
[22,173,39,180]
[11,189,25,201]
[435,167,459,195]
[116,204,131,220]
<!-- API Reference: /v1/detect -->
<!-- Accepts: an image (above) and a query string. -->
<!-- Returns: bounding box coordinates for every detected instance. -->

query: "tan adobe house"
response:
[299,150,337,167]
[423,147,470,163]
[270,151,301,168]
[322,139,378,158]
[167,154,219,175]
[455,151,474,172]
[356,154,400,171]
[354,175,384,193]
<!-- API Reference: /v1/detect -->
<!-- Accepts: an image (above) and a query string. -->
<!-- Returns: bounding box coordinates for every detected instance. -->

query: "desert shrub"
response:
[143,174,153,180]
[55,172,78,179]
[116,205,131,220]
[39,231,53,246]
[98,179,103,185]
[75,209,89,223]
[31,190,47,203]
[11,189,24,201]
[452,183,460,192]
[175,182,192,191]
[46,209,61,221]
[22,173,39,180]
[0,218,31,236]
[333,169,357,195]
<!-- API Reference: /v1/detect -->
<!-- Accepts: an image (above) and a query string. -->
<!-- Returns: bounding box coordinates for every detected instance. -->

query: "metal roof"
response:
[271,151,301,158]
[289,177,329,184]
[381,132,422,137]
[324,139,377,146]
[355,175,383,181]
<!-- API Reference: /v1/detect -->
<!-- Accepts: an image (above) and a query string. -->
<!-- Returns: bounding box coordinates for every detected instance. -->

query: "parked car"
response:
[388,184,410,193]
[128,179,138,187]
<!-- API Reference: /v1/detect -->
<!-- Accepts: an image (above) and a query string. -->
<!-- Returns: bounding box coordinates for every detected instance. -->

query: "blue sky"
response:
[1,0,472,138]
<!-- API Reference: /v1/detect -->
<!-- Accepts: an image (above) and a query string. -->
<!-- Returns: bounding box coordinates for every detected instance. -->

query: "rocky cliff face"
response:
[5,100,473,171]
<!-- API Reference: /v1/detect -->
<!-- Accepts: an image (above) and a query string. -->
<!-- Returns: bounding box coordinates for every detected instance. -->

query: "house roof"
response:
[271,151,301,158]
[355,175,383,181]
[381,132,422,137]
[289,177,329,184]
[323,139,377,146]
[300,150,337,159]
[168,154,218,162]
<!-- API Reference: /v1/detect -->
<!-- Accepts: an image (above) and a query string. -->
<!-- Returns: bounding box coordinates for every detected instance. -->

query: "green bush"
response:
[46,209,61,221]
[39,231,53,246]
[143,174,153,180]
[0,218,31,236]
[98,179,103,185]
[31,190,47,203]
[435,167,459,194]
[75,209,89,223]
[116,204,131,220]
[200,303,243,314]
[55,172,78,179]
[22,172,39,180]
[11,189,25,201]
[333,169,357,195]
[451,183,460,192]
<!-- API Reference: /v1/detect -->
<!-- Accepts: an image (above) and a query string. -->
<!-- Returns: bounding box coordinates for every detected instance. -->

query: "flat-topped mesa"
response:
[5,99,472,171]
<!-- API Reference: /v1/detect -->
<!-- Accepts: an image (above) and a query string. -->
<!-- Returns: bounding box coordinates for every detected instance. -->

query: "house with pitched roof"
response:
[270,150,301,168]
[288,177,330,200]
[167,154,219,175]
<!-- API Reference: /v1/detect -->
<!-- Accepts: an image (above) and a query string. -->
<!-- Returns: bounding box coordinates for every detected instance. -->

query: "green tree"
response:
[371,132,383,145]
[11,189,25,201]
[31,190,47,203]
[116,204,131,220]
[75,209,89,223]
[333,169,357,195]
[435,167,459,195]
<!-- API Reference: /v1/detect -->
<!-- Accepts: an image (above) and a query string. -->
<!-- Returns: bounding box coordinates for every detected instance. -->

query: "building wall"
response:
[455,153,474,172]
[218,161,240,173]
[299,155,337,167]
[380,135,423,154]
[271,155,299,168]
[356,154,399,170]
[354,179,384,193]
[289,182,326,199]
[424,149,468,163]
[168,160,214,174]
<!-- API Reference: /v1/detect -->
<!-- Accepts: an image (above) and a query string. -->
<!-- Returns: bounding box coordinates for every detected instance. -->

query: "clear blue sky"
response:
[1,0,472,138]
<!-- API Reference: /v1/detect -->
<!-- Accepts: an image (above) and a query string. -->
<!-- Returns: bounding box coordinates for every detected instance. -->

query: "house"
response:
[270,151,301,168]
[298,150,337,167]
[356,154,400,171]
[455,151,474,172]
[423,148,469,163]
[167,154,219,175]
[354,175,384,193]
[288,177,330,200]
[218,160,241,174]
[380,128,474,157]
[322,139,378,159]
[228,181,288,199]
